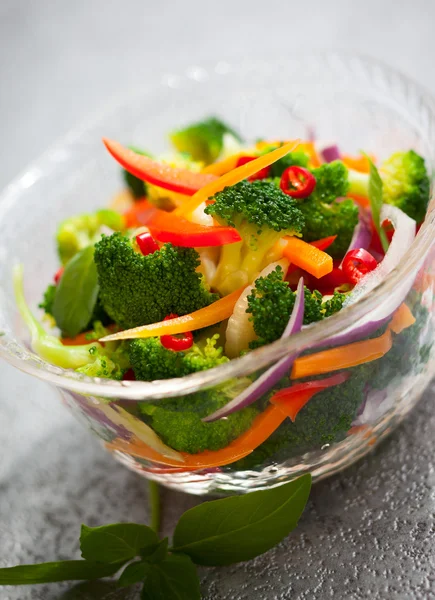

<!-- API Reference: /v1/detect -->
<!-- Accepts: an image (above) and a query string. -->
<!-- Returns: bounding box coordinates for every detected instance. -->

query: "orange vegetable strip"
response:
[201,153,242,176]
[124,199,158,228]
[282,236,333,279]
[390,303,415,334]
[173,140,300,218]
[254,140,321,167]
[348,193,370,209]
[100,286,246,341]
[270,373,349,422]
[106,405,287,468]
[342,153,376,174]
[291,329,393,380]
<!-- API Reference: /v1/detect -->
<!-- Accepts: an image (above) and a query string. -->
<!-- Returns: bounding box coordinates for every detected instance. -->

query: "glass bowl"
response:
[1,52,435,495]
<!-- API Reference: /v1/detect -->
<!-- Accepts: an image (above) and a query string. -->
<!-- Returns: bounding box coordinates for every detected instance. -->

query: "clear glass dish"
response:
[1,52,435,495]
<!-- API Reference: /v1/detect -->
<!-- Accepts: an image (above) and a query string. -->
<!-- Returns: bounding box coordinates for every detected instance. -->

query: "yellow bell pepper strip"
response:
[291,329,394,380]
[389,302,415,334]
[270,372,350,422]
[201,153,242,176]
[282,236,333,279]
[99,286,246,342]
[103,138,218,196]
[173,140,301,218]
[106,370,347,469]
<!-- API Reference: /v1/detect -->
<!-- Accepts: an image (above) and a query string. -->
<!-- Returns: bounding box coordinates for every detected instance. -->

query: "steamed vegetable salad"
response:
[15,116,433,469]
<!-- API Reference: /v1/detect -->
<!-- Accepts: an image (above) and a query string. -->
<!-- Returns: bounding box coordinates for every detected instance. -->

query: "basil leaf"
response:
[118,560,150,587]
[52,245,99,337]
[141,554,200,600]
[366,155,389,253]
[172,474,311,566]
[80,523,158,564]
[0,560,124,585]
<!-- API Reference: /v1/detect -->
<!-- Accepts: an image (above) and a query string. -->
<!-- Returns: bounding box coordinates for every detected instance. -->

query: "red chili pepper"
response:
[235,156,271,180]
[54,266,64,284]
[136,231,159,256]
[280,166,316,198]
[160,314,194,352]
[342,248,378,284]
[122,369,136,381]
[309,235,337,252]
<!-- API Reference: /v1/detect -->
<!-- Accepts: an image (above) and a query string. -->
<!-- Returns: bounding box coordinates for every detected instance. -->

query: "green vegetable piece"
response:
[367,156,389,253]
[57,209,125,265]
[94,233,218,329]
[139,379,258,453]
[13,264,101,369]
[141,554,201,600]
[52,245,99,338]
[205,180,305,293]
[247,266,345,348]
[0,560,124,586]
[170,116,242,165]
[347,150,430,224]
[172,474,311,566]
[267,150,310,177]
[123,146,151,199]
[80,523,158,564]
[38,283,56,317]
[129,334,228,381]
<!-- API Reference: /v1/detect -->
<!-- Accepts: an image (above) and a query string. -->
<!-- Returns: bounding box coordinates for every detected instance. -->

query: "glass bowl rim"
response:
[1,50,434,401]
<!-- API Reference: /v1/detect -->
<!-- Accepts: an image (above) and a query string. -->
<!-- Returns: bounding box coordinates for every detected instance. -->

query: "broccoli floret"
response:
[94,233,219,329]
[309,161,350,204]
[235,369,365,470]
[57,209,125,265]
[298,196,359,258]
[322,291,347,318]
[268,150,310,178]
[123,146,150,199]
[246,266,345,349]
[205,180,305,294]
[348,150,430,223]
[138,379,258,453]
[77,340,130,380]
[170,116,242,165]
[39,283,56,317]
[129,334,229,381]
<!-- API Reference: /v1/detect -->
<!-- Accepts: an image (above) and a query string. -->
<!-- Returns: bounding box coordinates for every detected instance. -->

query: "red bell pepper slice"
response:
[124,199,241,247]
[270,372,349,421]
[103,138,218,196]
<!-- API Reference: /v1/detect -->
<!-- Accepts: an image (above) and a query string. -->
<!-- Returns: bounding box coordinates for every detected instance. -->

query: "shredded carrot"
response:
[173,140,300,218]
[282,236,333,279]
[100,286,246,341]
[390,303,415,334]
[255,140,321,168]
[61,332,96,346]
[201,153,242,176]
[291,329,393,379]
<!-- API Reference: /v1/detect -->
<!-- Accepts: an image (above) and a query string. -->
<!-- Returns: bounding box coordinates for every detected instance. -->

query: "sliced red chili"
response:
[342,248,378,284]
[123,368,136,381]
[160,314,194,352]
[136,231,159,256]
[280,166,316,198]
[54,266,64,284]
[235,156,271,180]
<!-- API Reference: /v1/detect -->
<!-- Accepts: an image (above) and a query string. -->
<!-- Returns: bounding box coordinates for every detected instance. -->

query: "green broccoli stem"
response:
[13,264,100,369]
[212,241,245,295]
[148,480,161,534]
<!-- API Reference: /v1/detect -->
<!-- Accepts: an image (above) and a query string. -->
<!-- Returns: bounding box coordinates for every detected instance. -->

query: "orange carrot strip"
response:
[390,303,415,334]
[173,140,300,218]
[348,193,371,209]
[342,154,376,174]
[106,404,287,468]
[100,286,246,341]
[282,236,333,279]
[291,329,393,380]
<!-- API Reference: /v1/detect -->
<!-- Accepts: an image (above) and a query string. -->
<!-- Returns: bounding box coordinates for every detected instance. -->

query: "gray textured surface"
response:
[1,1,435,598]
